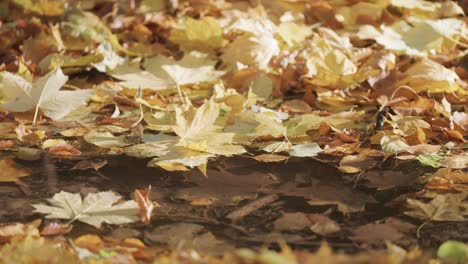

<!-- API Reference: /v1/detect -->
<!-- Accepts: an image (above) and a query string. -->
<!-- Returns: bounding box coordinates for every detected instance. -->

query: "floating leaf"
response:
[32,191,140,228]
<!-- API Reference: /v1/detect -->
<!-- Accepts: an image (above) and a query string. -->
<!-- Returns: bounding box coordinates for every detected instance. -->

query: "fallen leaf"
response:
[134,186,159,225]
[32,191,140,228]
[0,219,41,243]
[290,143,322,157]
[112,52,224,90]
[350,223,404,245]
[274,212,312,231]
[169,17,225,53]
[252,154,289,163]
[405,194,468,221]
[0,68,93,123]
[40,222,72,236]
[84,131,130,148]
[0,236,78,263]
[74,234,104,253]
[308,214,340,236]
[0,159,31,182]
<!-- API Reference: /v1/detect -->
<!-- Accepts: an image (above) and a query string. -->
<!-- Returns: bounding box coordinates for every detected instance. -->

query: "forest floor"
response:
[0,0,467,263]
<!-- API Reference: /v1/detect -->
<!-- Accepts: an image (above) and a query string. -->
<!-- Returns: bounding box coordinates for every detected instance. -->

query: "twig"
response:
[226,194,279,222]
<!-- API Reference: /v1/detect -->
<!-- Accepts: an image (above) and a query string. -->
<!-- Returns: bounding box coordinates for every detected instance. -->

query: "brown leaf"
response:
[40,222,73,236]
[47,144,81,156]
[0,159,32,182]
[425,168,468,192]
[252,154,289,163]
[74,234,104,253]
[405,193,468,221]
[280,99,312,113]
[71,159,108,171]
[274,212,311,231]
[350,223,404,245]
[308,214,340,236]
[0,140,15,149]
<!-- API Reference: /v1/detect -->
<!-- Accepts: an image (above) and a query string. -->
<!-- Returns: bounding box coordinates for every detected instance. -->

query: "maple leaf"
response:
[32,191,140,228]
[112,52,224,90]
[303,33,376,89]
[357,18,464,57]
[390,0,464,17]
[277,21,312,48]
[148,147,213,172]
[173,98,246,156]
[405,194,468,221]
[0,68,93,124]
[397,59,462,94]
[222,34,280,70]
[169,17,226,53]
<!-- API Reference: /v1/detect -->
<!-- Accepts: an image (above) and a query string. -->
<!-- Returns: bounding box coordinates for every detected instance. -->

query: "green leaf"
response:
[437,241,467,263]
[416,152,447,167]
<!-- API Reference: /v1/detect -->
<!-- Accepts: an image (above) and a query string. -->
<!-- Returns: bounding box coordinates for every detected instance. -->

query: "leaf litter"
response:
[0,0,467,262]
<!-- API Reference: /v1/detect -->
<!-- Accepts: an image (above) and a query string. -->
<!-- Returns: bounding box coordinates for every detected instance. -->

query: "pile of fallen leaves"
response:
[0,0,468,262]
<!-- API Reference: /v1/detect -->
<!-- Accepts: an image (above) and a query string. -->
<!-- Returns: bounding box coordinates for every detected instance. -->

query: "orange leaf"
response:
[134,186,159,225]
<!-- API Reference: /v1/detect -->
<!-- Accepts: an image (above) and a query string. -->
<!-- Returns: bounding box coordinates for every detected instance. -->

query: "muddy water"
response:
[1,155,466,255]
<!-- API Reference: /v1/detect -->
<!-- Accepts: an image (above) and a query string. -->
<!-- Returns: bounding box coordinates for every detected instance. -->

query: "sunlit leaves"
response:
[173,98,245,156]
[397,59,462,94]
[112,52,224,90]
[169,17,225,53]
[222,34,280,70]
[11,0,64,16]
[0,68,93,122]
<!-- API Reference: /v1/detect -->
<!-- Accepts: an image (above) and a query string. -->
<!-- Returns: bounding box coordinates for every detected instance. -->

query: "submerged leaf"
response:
[405,194,468,221]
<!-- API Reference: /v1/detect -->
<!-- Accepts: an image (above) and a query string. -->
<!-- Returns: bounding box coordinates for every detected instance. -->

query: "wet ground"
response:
[1,154,467,256]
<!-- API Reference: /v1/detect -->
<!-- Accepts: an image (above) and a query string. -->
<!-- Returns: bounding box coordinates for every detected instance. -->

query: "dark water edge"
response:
[1,154,466,255]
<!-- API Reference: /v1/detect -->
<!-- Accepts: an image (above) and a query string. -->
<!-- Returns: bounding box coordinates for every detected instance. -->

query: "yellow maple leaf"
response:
[169,17,226,53]
[397,59,461,94]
